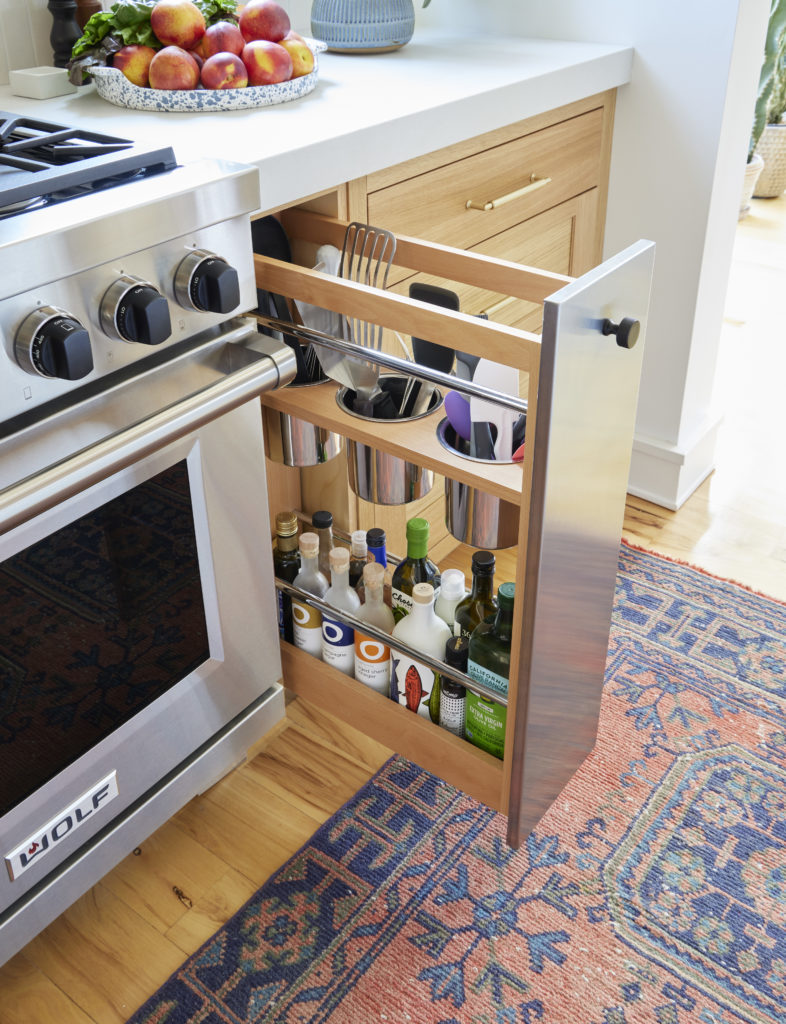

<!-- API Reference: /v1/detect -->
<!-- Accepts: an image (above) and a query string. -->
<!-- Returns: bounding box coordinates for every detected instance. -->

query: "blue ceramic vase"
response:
[310,0,415,53]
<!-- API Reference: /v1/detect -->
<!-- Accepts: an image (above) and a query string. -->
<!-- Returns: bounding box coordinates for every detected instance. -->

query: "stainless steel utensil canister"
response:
[264,402,343,467]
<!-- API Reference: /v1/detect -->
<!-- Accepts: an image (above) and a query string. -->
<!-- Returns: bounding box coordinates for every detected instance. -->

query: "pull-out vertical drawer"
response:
[256,210,654,847]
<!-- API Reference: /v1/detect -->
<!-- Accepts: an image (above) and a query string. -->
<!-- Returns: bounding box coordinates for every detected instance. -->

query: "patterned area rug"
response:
[128,545,786,1024]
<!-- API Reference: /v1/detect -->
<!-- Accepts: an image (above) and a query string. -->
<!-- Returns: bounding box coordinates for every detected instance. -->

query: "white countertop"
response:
[1,32,632,213]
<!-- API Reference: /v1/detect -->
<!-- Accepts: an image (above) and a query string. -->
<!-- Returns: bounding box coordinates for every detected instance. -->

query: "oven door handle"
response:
[0,324,296,537]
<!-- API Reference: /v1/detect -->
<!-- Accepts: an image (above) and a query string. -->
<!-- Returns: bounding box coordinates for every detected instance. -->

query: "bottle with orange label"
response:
[354,562,395,693]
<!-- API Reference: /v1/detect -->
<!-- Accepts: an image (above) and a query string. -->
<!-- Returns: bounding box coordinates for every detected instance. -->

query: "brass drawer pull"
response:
[466,174,552,211]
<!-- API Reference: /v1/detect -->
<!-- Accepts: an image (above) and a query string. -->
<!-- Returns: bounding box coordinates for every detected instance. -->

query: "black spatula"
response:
[400,283,460,416]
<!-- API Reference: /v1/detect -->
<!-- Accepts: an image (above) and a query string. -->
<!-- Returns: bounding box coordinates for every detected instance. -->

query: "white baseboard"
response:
[627,415,722,510]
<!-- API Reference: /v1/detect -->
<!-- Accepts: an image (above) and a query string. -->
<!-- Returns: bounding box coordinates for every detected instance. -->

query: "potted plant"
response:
[754,18,786,196]
[742,0,786,214]
[310,0,430,54]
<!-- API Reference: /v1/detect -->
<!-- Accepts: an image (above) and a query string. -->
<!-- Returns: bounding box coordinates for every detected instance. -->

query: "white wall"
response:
[420,0,770,508]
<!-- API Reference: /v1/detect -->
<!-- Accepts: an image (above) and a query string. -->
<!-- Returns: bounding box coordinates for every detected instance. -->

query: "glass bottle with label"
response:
[273,511,300,643]
[465,581,514,759]
[439,635,469,738]
[390,517,440,623]
[454,550,497,641]
[354,562,395,694]
[312,509,334,581]
[434,568,467,633]
[321,547,361,676]
[291,532,329,658]
[390,582,451,721]
[349,530,372,589]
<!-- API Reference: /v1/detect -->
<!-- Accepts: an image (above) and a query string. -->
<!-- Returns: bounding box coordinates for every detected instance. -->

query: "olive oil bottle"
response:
[465,581,514,759]
[273,511,300,643]
[454,550,497,641]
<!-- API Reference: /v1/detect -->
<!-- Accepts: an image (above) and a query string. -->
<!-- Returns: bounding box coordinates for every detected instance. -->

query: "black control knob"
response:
[15,306,94,380]
[601,316,641,350]
[100,276,172,346]
[174,249,241,314]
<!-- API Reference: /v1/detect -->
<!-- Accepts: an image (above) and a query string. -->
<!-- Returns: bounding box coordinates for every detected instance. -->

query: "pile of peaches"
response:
[113,0,313,91]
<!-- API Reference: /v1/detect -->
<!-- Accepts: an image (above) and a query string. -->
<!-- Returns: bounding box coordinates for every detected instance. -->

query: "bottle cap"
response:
[498,581,515,607]
[366,527,386,546]
[412,582,435,604]
[275,511,298,537]
[329,547,350,570]
[471,550,496,575]
[351,530,368,556]
[362,561,385,589]
[439,568,466,599]
[406,517,429,543]
[445,635,469,671]
[299,532,319,557]
[312,510,333,530]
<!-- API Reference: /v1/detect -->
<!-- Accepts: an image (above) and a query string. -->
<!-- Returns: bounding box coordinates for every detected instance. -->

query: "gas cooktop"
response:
[0,111,177,217]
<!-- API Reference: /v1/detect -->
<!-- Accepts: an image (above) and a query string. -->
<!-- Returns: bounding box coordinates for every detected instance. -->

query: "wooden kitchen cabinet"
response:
[255,176,654,845]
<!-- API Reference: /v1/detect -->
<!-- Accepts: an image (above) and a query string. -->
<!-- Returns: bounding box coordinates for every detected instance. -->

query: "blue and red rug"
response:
[128,545,786,1023]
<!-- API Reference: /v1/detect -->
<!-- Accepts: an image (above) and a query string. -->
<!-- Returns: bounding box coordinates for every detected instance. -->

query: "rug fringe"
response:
[620,537,786,606]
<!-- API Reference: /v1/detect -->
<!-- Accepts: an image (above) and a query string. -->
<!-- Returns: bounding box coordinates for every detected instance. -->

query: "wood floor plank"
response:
[99,818,231,934]
[284,694,393,772]
[0,953,94,1024]
[20,884,186,1024]
[164,868,259,957]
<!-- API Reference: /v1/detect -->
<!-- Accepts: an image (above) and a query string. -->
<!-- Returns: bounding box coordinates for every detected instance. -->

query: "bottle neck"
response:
[493,603,514,639]
[368,541,387,566]
[470,572,494,598]
[277,533,298,553]
[365,585,384,607]
[301,552,321,575]
[330,566,350,592]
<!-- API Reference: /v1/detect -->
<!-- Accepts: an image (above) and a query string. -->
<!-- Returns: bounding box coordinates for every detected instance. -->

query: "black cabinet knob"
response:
[601,316,640,349]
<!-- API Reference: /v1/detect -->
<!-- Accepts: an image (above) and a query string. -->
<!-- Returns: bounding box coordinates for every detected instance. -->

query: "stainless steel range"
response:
[0,112,296,964]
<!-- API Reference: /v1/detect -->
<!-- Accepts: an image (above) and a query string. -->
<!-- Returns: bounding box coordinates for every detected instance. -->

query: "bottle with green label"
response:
[291,532,329,658]
[465,581,514,759]
[390,517,440,623]
[454,550,497,641]
[273,511,300,643]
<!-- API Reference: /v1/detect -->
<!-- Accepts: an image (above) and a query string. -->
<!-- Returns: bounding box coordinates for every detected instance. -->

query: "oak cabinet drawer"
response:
[369,109,604,287]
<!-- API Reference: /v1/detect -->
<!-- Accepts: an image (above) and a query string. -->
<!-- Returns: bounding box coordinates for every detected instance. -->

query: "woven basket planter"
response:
[754,123,786,198]
[311,0,415,52]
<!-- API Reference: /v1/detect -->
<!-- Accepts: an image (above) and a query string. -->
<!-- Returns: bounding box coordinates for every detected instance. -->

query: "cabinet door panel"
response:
[505,240,656,848]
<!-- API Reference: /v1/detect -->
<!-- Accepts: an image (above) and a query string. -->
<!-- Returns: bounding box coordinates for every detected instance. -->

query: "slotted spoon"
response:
[314,222,396,415]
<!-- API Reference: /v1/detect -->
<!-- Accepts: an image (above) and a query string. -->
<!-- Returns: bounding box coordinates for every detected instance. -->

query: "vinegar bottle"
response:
[312,509,334,581]
[291,532,328,658]
[390,582,451,720]
[354,562,395,693]
[321,547,360,676]
[365,526,393,606]
[273,511,300,643]
[391,517,440,623]
[465,581,515,760]
[454,550,498,641]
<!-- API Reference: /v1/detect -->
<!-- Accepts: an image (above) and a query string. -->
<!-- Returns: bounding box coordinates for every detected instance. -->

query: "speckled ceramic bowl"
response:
[90,40,326,112]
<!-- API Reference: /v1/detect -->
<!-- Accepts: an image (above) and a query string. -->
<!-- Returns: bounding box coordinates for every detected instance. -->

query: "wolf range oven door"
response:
[0,324,295,964]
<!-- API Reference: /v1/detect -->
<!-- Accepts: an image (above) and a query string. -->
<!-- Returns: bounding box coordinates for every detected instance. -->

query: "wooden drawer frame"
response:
[257,208,654,847]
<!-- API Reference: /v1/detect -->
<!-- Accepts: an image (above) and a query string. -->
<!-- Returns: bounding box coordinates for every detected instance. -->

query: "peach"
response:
[112,44,158,87]
[149,45,201,89]
[239,0,290,43]
[202,20,246,57]
[279,35,313,78]
[150,0,206,50]
[241,39,292,85]
[201,52,248,89]
[188,47,204,69]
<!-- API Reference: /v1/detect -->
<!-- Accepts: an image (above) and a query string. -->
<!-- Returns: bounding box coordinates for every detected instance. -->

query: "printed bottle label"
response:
[464,691,506,759]
[354,633,391,694]
[292,600,323,658]
[391,653,437,720]
[321,616,355,676]
[439,690,465,737]
[277,590,286,638]
[391,587,413,623]
[466,660,509,696]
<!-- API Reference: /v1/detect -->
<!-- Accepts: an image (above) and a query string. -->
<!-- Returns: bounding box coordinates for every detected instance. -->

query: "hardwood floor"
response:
[1,199,784,1023]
